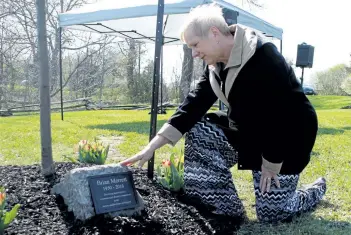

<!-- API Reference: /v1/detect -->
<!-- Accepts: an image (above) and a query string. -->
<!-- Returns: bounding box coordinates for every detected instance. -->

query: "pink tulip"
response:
[162,159,171,167]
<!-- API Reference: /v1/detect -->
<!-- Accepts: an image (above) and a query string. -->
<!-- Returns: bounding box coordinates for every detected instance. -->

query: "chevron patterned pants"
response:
[184,119,326,223]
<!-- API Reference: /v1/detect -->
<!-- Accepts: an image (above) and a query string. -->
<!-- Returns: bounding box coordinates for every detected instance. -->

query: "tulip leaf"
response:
[159,178,170,189]
[170,163,182,191]
[170,152,175,166]
[3,204,20,227]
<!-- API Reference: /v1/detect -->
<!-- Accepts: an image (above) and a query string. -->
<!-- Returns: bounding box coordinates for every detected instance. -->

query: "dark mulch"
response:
[0,163,243,235]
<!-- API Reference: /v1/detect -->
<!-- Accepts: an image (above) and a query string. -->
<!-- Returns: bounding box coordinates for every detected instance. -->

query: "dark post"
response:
[59,27,64,120]
[301,67,305,86]
[148,0,164,179]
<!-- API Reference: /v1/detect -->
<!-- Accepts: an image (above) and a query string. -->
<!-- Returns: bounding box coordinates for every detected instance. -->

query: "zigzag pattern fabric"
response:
[184,120,244,217]
[252,171,326,223]
[183,119,327,222]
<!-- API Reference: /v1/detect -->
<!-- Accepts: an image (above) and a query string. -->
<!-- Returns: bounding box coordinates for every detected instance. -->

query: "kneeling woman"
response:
[120,4,326,223]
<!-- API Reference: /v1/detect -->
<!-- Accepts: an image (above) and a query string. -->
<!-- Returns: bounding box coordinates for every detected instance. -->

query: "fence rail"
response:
[0,99,222,117]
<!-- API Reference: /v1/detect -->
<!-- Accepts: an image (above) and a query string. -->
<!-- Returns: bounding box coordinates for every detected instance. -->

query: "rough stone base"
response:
[51,164,145,221]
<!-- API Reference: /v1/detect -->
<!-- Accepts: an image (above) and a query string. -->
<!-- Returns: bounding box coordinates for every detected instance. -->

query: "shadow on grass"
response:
[237,198,351,233]
[239,214,351,234]
[319,200,341,210]
[318,126,351,135]
[88,123,351,136]
[87,120,167,135]
[174,194,351,234]
[311,151,320,157]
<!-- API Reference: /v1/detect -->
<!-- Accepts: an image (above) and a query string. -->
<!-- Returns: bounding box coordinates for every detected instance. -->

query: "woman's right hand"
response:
[119,146,154,168]
[119,135,170,168]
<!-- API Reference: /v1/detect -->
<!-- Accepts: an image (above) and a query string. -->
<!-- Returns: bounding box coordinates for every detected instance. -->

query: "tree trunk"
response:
[127,39,136,102]
[179,44,193,103]
[0,22,4,110]
[36,0,54,176]
[99,47,106,102]
[136,42,141,103]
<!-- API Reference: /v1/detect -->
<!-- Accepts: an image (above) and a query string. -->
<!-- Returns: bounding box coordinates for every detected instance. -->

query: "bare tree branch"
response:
[50,37,115,97]
[117,42,127,57]
[62,40,111,50]
[0,12,13,19]
[246,0,263,9]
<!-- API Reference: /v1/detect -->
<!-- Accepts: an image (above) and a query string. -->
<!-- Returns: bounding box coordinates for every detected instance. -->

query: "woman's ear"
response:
[209,26,220,38]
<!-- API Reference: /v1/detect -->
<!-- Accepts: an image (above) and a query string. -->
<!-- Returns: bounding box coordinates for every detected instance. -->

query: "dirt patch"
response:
[97,135,125,162]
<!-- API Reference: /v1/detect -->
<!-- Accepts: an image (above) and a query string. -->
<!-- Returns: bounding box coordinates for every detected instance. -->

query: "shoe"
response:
[303,177,326,189]
[311,177,326,187]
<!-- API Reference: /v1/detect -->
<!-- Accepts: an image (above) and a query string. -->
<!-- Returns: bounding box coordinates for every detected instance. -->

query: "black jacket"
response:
[164,42,318,175]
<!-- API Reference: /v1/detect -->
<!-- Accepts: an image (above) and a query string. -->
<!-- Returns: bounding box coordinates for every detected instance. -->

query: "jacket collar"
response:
[210,24,246,75]
[208,24,259,101]
[224,25,245,70]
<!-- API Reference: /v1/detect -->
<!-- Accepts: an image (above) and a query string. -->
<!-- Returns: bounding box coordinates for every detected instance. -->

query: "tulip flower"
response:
[79,140,87,146]
[75,139,109,165]
[156,148,184,192]
[0,187,20,233]
[0,192,5,203]
[162,160,171,167]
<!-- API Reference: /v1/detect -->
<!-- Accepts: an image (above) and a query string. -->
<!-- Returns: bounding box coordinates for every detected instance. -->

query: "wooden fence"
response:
[0,99,184,117]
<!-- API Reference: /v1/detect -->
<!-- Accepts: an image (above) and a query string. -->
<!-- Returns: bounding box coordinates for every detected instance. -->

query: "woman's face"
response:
[184,27,221,65]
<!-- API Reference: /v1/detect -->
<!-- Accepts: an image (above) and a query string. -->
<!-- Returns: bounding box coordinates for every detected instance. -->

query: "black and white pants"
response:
[184,119,326,223]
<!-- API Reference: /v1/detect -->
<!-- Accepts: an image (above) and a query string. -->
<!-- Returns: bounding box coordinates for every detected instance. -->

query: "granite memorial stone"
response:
[51,164,144,221]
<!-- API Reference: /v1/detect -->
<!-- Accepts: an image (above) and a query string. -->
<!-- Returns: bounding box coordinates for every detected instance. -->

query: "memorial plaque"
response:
[88,172,138,214]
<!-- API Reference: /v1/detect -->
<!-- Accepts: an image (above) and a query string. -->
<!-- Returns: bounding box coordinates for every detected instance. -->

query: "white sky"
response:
[159,0,351,86]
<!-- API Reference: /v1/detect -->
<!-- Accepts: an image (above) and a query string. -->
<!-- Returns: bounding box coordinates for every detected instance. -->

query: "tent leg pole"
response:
[59,27,64,121]
[148,0,164,180]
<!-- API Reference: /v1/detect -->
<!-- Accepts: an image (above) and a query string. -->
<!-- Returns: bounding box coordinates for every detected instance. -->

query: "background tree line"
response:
[286,56,351,95]
[0,0,349,113]
[0,0,206,112]
[312,63,351,95]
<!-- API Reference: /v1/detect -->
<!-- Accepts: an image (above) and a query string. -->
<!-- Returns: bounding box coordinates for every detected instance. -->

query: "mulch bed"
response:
[0,163,243,235]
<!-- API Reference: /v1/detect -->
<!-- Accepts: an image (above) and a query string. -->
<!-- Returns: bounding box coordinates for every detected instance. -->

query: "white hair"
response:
[180,3,231,42]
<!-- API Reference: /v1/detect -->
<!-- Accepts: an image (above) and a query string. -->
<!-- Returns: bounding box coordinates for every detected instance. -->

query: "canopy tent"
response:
[58,0,283,178]
[59,0,283,44]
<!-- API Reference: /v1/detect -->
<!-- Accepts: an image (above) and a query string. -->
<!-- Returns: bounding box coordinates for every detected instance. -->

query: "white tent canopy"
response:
[59,0,283,44]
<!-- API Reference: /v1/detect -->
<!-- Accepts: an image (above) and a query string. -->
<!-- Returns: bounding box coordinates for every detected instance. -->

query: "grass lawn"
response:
[308,95,351,109]
[0,95,350,234]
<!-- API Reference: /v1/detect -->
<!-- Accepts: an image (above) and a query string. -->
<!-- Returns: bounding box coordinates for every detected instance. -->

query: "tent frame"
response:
[58,0,283,179]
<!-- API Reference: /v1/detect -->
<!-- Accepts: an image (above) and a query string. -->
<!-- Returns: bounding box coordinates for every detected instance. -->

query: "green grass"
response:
[0,95,351,234]
[0,110,175,165]
[232,108,351,234]
[308,95,351,109]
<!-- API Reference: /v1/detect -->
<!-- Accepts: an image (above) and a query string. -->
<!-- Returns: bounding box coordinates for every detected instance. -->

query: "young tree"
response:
[36,0,54,176]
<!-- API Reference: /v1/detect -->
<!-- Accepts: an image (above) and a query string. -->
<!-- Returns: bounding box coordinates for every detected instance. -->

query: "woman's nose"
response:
[192,49,199,58]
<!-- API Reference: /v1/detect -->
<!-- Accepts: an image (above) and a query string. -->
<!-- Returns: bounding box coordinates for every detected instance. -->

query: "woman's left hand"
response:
[260,164,280,193]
